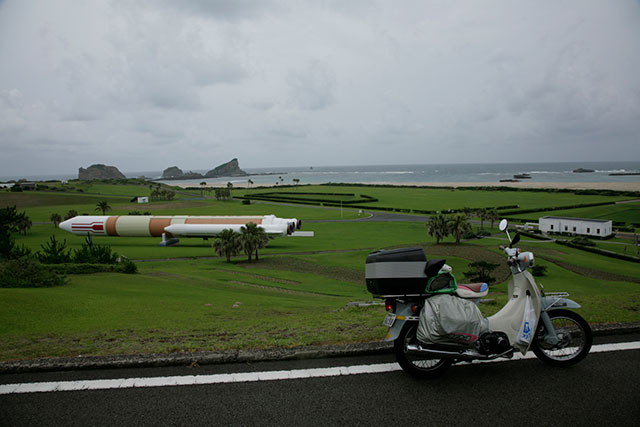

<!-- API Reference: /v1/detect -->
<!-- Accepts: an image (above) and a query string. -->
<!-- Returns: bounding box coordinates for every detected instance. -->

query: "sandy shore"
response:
[176,181,639,192]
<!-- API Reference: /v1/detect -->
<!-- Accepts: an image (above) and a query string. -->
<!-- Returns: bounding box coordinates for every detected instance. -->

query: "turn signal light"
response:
[411,304,418,314]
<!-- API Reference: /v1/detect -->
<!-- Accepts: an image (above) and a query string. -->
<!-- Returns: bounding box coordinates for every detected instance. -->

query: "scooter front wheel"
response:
[532,309,592,367]
[394,323,452,379]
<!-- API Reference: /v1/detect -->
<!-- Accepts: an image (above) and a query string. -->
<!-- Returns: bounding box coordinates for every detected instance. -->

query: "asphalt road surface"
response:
[1,334,638,427]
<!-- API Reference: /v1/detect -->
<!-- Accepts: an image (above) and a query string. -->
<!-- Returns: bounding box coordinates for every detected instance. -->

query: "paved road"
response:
[1,334,638,426]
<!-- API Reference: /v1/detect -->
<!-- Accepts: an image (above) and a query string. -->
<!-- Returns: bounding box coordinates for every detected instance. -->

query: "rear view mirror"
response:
[511,232,521,247]
[499,219,508,231]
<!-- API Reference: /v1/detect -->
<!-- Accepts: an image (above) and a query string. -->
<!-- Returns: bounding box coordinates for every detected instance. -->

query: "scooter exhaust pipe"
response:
[406,344,514,361]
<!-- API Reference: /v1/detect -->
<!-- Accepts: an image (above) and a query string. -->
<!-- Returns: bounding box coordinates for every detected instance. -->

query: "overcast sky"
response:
[1,0,639,177]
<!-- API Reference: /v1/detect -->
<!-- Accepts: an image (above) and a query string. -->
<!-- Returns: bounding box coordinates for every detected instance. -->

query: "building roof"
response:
[539,216,611,224]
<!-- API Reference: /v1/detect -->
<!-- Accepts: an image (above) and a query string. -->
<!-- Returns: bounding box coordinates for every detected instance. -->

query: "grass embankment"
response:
[1,183,639,361]
[236,184,632,213]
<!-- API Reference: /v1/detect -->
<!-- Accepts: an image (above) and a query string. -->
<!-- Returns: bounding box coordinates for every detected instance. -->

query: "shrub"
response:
[72,243,119,264]
[117,258,138,274]
[0,256,66,288]
[38,235,72,263]
[463,231,477,239]
[463,261,500,284]
[531,265,548,277]
[571,236,596,246]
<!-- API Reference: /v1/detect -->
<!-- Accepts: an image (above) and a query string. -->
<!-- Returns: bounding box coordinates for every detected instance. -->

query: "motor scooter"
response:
[365,219,592,378]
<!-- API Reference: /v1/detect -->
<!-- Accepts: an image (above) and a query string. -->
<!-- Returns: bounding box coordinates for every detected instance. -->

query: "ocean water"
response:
[154,161,640,187]
[4,161,640,186]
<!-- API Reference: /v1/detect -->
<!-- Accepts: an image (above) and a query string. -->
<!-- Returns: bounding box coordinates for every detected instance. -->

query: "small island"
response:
[161,158,248,180]
[78,164,126,180]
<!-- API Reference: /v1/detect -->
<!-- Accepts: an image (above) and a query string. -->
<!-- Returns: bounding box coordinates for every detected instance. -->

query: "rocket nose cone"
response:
[59,218,73,233]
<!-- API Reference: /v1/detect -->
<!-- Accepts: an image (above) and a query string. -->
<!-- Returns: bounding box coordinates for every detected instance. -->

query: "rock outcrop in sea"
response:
[78,164,126,180]
[161,159,248,180]
[161,166,204,180]
[204,158,247,178]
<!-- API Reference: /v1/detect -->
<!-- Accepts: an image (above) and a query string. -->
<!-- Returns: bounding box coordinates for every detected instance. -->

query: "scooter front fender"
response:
[541,295,581,311]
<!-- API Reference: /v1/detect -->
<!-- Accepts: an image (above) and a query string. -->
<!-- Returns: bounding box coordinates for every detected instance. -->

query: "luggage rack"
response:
[373,293,433,299]
[542,292,572,309]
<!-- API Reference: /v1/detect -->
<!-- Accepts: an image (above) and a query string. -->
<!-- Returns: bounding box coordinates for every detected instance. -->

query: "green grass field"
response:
[1,183,639,361]
[237,184,632,213]
[507,202,640,224]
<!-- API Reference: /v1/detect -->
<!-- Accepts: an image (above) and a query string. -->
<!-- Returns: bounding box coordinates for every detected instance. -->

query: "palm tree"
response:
[50,213,62,228]
[293,178,300,188]
[248,179,253,188]
[426,214,449,244]
[449,214,472,244]
[239,222,260,263]
[487,208,500,229]
[241,222,269,261]
[16,216,32,235]
[477,208,488,229]
[212,229,241,262]
[95,200,111,215]
[64,209,78,221]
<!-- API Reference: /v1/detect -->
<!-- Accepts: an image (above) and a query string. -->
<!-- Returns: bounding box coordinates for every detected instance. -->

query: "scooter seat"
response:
[456,282,489,299]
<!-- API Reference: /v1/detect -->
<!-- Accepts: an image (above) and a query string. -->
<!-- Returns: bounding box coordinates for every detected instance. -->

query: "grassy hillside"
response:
[1,182,638,361]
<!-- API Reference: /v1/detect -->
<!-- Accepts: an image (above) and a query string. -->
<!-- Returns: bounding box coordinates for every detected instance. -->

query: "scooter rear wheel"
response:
[394,323,452,379]
[532,309,592,367]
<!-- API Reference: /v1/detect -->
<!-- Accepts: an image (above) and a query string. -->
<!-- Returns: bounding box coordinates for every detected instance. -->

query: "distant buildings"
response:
[538,216,612,237]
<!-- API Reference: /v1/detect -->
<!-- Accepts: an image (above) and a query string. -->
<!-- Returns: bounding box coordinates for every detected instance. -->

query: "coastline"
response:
[174,181,640,192]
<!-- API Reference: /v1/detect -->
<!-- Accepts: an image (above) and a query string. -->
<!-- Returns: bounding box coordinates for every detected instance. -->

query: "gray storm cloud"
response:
[0,0,639,176]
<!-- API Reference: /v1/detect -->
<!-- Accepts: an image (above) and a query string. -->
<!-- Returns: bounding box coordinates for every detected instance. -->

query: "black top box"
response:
[365,247,429,296]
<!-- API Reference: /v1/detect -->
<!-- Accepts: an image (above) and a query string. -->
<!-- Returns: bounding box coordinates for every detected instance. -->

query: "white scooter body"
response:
[380,218,592,378]
[488,220,541,354]
[487,264,540,354]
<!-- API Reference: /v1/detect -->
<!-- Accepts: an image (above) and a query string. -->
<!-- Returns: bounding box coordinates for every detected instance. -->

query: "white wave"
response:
[595,169,637,173]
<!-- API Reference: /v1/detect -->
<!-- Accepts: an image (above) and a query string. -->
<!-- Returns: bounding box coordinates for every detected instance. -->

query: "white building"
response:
[538,216,612,237]
[137,196,149,204]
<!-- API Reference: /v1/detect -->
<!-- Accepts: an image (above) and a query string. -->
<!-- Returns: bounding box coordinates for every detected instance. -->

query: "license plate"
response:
[383,313,396,327]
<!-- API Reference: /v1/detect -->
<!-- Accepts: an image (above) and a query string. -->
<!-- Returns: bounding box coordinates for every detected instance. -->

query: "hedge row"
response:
[555,240,639,263]
[239,192,378,205]
[500,201,616,216]
[318,182,640,197]
[517,230,553,241]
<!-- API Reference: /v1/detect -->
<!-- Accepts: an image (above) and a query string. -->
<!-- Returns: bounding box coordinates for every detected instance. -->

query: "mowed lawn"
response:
[236,184,632,213]
[1,184,639,361]
[0,258,384,360]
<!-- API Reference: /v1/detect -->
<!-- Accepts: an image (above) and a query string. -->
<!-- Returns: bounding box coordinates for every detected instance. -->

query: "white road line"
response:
[1,341,639,395]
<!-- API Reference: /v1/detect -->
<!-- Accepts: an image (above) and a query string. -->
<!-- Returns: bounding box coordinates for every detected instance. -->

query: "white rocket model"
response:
[58,215,308,246]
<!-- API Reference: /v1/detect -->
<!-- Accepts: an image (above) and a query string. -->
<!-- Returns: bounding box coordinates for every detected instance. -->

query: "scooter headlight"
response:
[518,251,534,270]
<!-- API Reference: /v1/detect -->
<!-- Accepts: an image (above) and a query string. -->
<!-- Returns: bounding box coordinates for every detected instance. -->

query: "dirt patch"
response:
[229,281,326,296]
[0,192,126,208]
[213,268,301,285]
[119,201,210,211]
[537,256,640,284]
[241,257,364,284]
[423,243,512,284]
